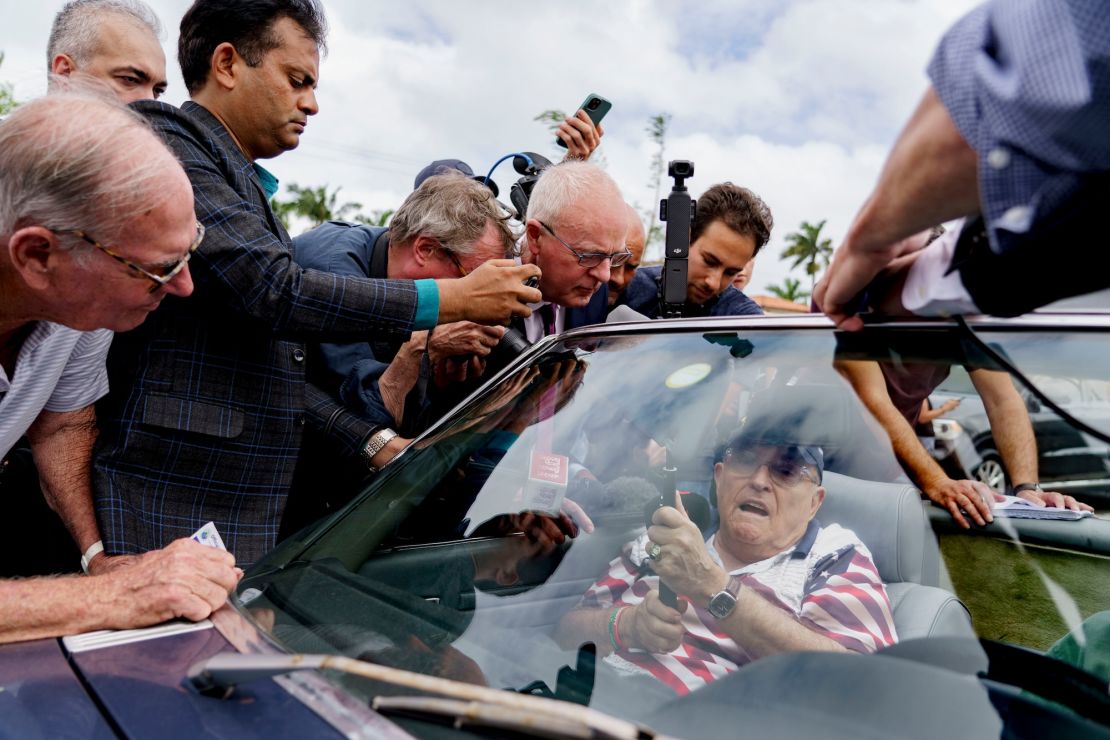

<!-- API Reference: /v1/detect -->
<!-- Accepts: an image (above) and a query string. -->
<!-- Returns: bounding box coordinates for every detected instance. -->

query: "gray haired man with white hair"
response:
[518,160,631,342]
[0,93,240,643]
[47,0,167,102]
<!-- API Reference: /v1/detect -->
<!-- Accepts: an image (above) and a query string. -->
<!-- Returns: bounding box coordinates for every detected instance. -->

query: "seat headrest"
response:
[816,471,938,586]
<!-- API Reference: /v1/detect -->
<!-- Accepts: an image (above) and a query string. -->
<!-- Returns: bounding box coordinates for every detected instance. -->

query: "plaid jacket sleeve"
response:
[136,100,420,341]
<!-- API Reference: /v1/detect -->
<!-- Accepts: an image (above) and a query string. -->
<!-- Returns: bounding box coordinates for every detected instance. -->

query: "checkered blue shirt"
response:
[93,101,424,566]
[928,0,1110,255]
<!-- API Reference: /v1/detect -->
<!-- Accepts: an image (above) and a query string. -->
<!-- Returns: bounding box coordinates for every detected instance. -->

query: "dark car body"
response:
[4,313,1110,739]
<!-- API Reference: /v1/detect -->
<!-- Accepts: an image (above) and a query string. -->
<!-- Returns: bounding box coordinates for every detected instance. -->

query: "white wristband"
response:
[80,540,104,574]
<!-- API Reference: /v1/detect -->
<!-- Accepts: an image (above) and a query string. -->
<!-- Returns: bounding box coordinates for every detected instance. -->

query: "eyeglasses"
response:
[441,247,469,277]
[538,220,633,268]
[723,447,819,488]
[62,221,205,292]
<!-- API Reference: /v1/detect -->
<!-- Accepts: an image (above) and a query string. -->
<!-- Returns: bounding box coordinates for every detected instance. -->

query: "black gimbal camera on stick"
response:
[659,160,696,319]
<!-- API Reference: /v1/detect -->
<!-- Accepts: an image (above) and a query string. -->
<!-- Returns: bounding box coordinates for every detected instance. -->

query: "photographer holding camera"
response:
[503,161,630,346]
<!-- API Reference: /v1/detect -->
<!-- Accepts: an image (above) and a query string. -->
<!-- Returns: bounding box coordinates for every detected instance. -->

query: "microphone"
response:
[606,305,650,324]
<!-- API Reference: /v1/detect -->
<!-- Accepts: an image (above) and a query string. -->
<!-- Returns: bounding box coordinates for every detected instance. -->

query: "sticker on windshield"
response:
[523,448,568,515]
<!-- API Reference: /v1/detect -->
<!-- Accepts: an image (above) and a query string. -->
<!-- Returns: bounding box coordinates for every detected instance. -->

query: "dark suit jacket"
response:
[94,101,423,565]
[566,285,610,330]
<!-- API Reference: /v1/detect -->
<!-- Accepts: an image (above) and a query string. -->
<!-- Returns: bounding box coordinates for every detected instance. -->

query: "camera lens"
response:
[587,98,600,111]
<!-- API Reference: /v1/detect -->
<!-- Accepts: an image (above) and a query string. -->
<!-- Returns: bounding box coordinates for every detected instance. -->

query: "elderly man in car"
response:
[555,422,897,696]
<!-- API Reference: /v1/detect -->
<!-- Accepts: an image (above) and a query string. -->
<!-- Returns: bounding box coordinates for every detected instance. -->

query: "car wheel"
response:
[973,450,1008,493]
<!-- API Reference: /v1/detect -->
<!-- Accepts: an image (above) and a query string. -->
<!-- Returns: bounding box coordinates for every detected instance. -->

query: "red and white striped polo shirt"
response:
[580,519,898,695]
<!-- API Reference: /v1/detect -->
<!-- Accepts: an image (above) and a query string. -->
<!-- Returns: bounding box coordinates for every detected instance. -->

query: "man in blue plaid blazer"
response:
[93,0,540,566]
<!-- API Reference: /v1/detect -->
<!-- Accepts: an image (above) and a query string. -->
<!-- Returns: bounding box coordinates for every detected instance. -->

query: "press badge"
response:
[191,521,228,551]
[522,448,568,515]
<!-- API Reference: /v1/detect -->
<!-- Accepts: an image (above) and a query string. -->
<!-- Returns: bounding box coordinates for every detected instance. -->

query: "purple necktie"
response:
[539,303,558,336]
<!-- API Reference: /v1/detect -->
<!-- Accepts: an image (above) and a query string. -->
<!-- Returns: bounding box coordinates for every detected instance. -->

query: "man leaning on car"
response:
[0,93,240,643]
[92,0,542,567]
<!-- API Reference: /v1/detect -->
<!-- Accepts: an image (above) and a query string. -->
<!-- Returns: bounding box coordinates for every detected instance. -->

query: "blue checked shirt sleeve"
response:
[928,0,1110,253]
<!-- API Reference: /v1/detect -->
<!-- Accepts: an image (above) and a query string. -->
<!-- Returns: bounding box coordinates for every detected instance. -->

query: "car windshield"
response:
[239,318,1110,737]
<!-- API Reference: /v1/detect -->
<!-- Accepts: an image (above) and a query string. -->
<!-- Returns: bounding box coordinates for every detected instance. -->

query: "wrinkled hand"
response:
[428,322,506,365]
[106,538,241,627]
[86,552,140,576]
[623,589,688,654]
[647,497,729,605]
[438,260,541,325]
[558,109,604,161]
[923,477,1003,529]
[1017,489,1094,513]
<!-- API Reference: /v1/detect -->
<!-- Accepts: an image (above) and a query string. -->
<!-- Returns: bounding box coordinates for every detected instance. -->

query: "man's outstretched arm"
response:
[0,539,239,644]
[835,359,997,528]
[816,87,979,330]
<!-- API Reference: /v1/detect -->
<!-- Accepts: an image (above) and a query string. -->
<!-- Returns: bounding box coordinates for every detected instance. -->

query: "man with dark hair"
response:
[618,182,770,319]
[47,0,167,102]
[94,0,541,566]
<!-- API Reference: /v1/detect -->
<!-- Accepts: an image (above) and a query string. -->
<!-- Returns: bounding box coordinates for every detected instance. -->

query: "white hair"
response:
[527,160,624,226]
[47,0,163,69]
[0,92,182,262]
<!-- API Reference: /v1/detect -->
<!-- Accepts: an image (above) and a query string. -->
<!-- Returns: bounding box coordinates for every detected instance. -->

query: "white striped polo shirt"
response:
[0,322,112,458]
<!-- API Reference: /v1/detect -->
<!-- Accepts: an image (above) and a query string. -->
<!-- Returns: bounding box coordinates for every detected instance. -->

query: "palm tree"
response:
[272,183,362,229]
[355,209,394,228]
[0,53,18,116]
[781,220,834,292]
[766,277,811,304]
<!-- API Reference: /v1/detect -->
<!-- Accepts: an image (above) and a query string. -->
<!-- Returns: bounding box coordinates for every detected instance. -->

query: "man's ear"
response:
[50,54,77,78]
[410,235,438,265]
[811,486,826,517]
[7,227,62,290]
[525,220,542,257]
[210,42,240,91]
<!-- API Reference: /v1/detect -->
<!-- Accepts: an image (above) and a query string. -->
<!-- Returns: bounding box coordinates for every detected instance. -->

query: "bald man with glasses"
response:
[0,93,240,641]
[518,161,630,343]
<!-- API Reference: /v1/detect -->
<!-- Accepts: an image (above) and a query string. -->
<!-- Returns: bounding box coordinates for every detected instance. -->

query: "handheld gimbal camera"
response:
[659,160,696,319]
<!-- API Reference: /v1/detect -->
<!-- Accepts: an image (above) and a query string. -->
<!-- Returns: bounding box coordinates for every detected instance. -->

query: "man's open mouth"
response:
[738,501,769,516]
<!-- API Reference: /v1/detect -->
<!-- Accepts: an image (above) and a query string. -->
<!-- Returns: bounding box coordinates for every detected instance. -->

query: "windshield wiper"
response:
[188,653,657,740]
[374,695,631,739]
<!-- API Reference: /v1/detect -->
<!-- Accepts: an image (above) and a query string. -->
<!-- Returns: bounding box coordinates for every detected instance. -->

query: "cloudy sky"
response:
[1,0,980,297]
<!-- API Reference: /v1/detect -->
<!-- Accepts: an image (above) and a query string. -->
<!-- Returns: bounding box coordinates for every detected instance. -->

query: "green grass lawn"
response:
[940,535,1110,651]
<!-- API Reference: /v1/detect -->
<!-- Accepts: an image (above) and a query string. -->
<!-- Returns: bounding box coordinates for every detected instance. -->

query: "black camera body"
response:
[508,151,554,222]
[659,160,696,319]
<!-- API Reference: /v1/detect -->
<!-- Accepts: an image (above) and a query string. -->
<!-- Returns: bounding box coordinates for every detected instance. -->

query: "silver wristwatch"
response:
[706,575,742,620]
[362,428,398,472]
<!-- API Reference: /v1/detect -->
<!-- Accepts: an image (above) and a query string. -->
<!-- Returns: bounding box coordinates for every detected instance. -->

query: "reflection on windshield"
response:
[241,326,1110,732]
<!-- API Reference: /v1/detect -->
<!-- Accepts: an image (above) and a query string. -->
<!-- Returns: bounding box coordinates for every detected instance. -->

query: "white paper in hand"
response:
[191,521,228,550]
